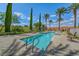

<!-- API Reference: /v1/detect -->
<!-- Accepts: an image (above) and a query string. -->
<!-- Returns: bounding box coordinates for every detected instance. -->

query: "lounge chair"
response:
[67,31,77,39]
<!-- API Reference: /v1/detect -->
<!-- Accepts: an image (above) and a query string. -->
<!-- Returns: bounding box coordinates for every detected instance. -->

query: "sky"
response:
[0,3,79,27]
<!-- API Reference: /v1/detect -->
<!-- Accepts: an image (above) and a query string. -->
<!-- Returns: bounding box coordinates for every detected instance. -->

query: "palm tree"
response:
[5,3,12,32]
[39,13,41,32]
[44,13,50,30]
[30,8,33,32]
[56,7,66,31]
[49,20,53,30]
[69,3,79,28]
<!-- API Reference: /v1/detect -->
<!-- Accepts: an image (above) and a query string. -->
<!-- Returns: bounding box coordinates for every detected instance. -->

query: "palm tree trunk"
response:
[49,23,50,31]
[59,20,60,31]
[50,23,51,31]
[58,14,61,31]
[5,3,12,32]
[73,9,77,28]
[46,19,47,31]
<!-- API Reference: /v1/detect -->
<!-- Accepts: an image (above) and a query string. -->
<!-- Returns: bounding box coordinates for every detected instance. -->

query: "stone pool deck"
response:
[0,33,34,55]
[0,32,79,56]
[47,32,79,56]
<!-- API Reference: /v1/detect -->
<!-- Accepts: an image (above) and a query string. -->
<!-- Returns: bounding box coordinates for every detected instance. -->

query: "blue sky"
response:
[0,3,79,27]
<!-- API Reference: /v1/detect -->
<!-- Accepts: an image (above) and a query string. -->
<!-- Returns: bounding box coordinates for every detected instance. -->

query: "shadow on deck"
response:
[1,39,79,56]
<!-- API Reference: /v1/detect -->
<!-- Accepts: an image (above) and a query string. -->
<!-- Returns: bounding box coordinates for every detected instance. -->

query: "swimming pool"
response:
[21,32,55,50]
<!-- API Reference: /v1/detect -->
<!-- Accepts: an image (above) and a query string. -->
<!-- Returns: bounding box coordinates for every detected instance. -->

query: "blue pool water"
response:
[21,32,55,50]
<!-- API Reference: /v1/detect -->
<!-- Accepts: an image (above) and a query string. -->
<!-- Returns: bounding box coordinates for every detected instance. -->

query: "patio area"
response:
[0,32,79,56]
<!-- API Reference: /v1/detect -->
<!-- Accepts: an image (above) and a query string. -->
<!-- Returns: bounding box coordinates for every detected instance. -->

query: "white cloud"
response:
[52,17,75,27]
[26,16,36,21]
[20,15,26,20]
[60,18,74,25]
[27,17,30,20]
[14,12,26,20]
[14,12,22,17]
[50,15,56,18]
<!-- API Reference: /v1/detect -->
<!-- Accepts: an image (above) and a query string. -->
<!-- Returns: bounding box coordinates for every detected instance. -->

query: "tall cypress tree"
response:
[39,13,41,31]
[30,8,33,31]
[5,3,12,32]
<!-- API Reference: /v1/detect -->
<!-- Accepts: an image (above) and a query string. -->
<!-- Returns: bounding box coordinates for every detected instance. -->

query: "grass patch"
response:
[0,32,24,36]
